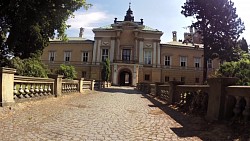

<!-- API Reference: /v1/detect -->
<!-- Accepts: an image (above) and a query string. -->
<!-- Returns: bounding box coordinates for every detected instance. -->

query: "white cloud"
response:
[66,11,110,29]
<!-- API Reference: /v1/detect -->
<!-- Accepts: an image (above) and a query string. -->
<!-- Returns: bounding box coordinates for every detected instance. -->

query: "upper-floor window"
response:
[194,57,201,68]
[208,59,213,69]
[82,52,88,62]
[144,50,152,65]
[102,49,109,62]
[122,49,131,61]
[180,56,187,67]
[145,74,150,81]
[64,51,71,62]
[165,56,171,66]
[49,51,56,62]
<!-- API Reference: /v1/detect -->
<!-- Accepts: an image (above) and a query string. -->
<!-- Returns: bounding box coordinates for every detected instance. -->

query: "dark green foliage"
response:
[55,64,77,80]
[101,59,111,81]
[237,38,249,53]
[0,0,91,63]
[216,54,250,85]
[181,0,245,82]
[8,57,50,78]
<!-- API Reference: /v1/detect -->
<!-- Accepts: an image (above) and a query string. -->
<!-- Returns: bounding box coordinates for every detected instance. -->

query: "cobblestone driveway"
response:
[0,86,202,141]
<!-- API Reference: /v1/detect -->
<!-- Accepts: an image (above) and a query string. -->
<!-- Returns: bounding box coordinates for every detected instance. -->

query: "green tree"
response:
[216,53,250,85]
[181,0,245,83]
[237,37,249,53]
[8,57,50,78]
[55,64,77,79]
[101,59,111,81]
[0,0,91,63]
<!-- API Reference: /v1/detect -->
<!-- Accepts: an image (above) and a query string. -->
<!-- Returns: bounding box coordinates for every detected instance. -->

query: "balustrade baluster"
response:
[30,85,35,97]
[13,84,18,99]
[233,96,242,118]
[19,84,25,98]
[243,97,250,121]
[35,85,39,96]
[24,84,30,98]
[39,85,44,95]
[48,85,52,95]
[44,85,48,95]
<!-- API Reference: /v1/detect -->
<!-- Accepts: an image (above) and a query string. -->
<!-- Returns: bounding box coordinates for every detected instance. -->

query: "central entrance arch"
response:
[119,68,132,86]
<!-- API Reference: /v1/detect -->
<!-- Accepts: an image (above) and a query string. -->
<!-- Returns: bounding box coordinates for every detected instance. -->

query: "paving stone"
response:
[0,86,203,140]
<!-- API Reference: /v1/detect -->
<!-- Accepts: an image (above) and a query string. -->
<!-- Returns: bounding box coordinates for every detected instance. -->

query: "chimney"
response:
[79,27,84,38]
[172,31,177,42]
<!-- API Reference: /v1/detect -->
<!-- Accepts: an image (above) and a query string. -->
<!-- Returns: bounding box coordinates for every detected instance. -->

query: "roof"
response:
[163,41,204,48]
[95,24,159,32]
[49,37,94,42]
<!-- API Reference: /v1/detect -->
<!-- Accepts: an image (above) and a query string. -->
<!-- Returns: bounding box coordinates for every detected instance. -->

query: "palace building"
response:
[41,5,220,86]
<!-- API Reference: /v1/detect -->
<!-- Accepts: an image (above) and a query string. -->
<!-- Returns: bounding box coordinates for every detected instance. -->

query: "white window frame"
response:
[194,57,201,69]
[180,56,187,67]
[64,51,71,62]
[207,59,213,69]
[102,48,109,62]
[82,51,88,62]
[144,50,152,65]
[49,51,56,62]
[165,56,171,66]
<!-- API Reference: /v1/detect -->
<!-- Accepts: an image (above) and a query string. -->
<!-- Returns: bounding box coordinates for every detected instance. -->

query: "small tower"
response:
[124,2,134,22]
[79,27,84,38]
[172,31,177,42]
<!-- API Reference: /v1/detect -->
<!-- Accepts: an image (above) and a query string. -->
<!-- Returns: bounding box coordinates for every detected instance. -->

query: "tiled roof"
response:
[97,24,159,32]
[49,37,93,42]
[163,41,204,48]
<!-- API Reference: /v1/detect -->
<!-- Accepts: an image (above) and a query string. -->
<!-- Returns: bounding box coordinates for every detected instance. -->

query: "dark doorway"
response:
[119,69,132,86]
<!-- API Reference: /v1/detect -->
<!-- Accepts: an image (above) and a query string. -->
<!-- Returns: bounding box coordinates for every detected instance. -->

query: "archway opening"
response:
[119,69,132,86]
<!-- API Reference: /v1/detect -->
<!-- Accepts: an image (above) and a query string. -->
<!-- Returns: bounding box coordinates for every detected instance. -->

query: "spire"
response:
[124,2,134,22]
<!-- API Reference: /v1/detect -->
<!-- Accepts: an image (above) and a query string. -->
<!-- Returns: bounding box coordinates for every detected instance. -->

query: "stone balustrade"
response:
[14,76,54,100]
[226,86,250,121]
[0,67,96,107]
[62,79,79,94]
[137,78,250,121]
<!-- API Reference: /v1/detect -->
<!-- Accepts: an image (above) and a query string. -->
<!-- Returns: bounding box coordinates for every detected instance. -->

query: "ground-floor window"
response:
[144,74,150,81]
[165,76,169,82]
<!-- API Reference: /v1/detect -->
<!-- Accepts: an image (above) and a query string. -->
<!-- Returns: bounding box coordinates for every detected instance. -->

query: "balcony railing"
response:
[113,59,139,64]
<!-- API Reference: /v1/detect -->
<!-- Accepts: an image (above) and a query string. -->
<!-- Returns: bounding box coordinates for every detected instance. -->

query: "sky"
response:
[66,0,250,44]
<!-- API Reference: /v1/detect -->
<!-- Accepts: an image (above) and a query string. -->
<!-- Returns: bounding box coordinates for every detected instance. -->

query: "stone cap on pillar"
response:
[0,67,16,74]
[207,77,239,86]
[48,74,64,79]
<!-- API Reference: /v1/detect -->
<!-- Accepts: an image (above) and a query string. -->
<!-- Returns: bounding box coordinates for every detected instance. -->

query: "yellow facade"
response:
[41,7,220,85]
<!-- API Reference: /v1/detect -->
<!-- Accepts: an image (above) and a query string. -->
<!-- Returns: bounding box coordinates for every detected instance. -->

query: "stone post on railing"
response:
[91,80,95,90]
[79,78,84,93]
[48,74,63,97]
[155,82,164,96]
[0,68,16,107]
[168,81,184,104]
[206,77,238,120]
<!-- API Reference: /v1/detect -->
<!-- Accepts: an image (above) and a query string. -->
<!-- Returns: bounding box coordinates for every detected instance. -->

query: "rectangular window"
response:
[180,56,187,67]
[82,71,87,78]
[165,56,171,66]
[145,74,150,81]
[102,49,109,62]
[195,77,200,83]
[122,49,131,61]
[208,59,213,69]
[144,50,152,65]
[194,57,201,68]
[64,51,71,62]
[181,77,185,82]
[49,51,56,62]
[82,52,88,62]
[165,76,169,82]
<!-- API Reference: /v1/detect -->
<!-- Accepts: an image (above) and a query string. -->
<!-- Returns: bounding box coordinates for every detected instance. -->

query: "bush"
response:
[55,64,77,79]
[8,57,49,78]
[216,53,250,85]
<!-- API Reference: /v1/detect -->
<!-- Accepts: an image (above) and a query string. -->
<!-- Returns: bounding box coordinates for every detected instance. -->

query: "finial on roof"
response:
[124,2,134,22]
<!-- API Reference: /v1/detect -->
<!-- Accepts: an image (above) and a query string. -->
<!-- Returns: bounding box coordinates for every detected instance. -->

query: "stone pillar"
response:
[91,80,95,90]
[92,39,97,64]
[110,39,115,63]
[0,68,16,107]
[139,40,144,64]
[168,81,184,104]
[153,42,157,67]
[206,78,238,121]
[96,40,102,64]
[48,74,63,97]
[116,38,120,60]
[113,64,118,85]
[157,43,161,67]
[79,78,84,93]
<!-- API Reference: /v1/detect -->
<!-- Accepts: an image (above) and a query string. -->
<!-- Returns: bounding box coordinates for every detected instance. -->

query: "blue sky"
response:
[66,0,250,43]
